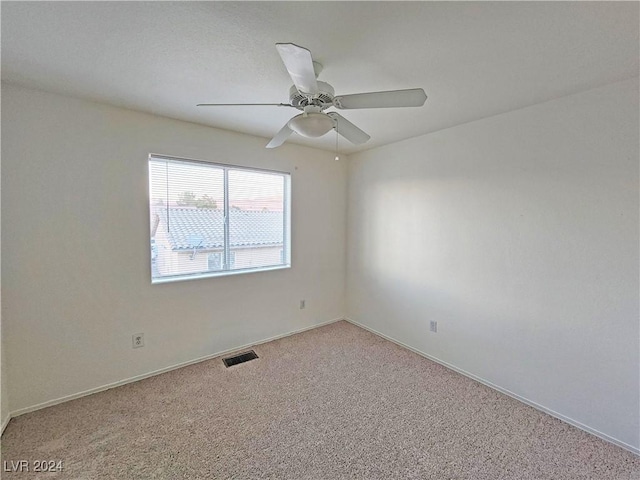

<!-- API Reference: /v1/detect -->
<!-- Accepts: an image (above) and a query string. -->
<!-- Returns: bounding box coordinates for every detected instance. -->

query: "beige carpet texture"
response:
[1,321,638,479]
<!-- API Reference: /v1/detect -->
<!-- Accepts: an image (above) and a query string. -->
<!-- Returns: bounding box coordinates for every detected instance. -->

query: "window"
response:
[149,154,291,283]
[207,253,222,271]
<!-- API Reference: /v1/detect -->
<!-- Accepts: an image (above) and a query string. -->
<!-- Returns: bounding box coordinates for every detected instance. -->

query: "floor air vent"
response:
[223,350,258,367]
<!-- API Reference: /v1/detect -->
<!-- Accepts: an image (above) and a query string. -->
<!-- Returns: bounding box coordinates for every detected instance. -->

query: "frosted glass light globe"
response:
[288,113,334,138]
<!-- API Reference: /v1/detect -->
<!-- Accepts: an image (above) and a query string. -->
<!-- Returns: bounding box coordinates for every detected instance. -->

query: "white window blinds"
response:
[148,155,290,283]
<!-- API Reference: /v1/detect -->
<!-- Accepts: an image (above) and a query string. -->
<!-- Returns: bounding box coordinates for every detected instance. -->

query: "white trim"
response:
[1,414,10,436]
[7,318,343,421]
[151,264,291,284]
[344,317,640,457]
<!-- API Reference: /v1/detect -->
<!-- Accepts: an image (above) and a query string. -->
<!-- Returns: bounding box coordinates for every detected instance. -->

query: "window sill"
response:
[151,264,291,284]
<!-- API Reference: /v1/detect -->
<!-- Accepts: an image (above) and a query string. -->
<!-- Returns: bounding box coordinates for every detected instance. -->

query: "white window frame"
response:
[149,154,291,284]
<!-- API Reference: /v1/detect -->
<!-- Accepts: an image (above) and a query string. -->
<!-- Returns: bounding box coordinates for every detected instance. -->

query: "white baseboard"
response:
[6,317,344,423]
[1,413,10,436]
[344,317,640,457]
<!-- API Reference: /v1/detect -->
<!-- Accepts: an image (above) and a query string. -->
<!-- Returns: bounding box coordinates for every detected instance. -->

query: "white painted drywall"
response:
[0,136,7,431]
[0,344,6,432]
[346,78,639,450]
[1,83,346,413]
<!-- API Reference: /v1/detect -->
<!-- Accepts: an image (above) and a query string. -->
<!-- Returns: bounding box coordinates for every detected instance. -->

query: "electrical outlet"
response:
[429,321,438,333]
[132,333,144,348]
[299,300,305,309]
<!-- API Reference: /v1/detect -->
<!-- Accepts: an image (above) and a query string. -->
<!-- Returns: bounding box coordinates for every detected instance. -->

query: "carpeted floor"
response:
[1,321,639,479]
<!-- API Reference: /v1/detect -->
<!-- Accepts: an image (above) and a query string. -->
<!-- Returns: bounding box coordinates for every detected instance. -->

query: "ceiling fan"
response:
[197,43,427,149]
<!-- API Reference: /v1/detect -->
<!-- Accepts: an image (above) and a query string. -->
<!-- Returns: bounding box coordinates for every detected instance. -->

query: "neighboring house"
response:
[152,207,284,277]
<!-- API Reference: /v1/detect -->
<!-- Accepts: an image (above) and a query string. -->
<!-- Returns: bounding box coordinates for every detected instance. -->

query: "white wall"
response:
[0,135,7,431]
[1,83,347,413]
[346,78,639,451]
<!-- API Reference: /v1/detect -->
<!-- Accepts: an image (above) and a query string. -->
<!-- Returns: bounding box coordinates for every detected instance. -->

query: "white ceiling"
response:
[2,2,638,154]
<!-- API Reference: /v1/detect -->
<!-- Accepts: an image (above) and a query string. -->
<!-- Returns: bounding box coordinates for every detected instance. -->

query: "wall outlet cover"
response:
[133,333,144,348]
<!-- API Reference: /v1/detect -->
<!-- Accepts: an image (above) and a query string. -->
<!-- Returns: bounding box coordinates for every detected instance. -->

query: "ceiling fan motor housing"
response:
[289,81,335,110]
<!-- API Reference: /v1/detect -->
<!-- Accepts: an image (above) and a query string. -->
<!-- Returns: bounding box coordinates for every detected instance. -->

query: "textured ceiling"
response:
[2,2,638,154]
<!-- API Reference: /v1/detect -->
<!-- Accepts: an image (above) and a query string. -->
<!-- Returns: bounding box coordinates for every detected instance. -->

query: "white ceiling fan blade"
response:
[265,123,293,149]
[276,43,319,95]
[197,103,295,107]
[327,112,370,145]
[333,88,427,109]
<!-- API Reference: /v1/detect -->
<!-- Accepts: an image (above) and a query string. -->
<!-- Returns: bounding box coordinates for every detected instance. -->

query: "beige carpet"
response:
[2,321,639,479]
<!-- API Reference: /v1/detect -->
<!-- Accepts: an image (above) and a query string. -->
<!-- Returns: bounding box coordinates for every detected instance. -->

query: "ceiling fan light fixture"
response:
[288,113,334,138]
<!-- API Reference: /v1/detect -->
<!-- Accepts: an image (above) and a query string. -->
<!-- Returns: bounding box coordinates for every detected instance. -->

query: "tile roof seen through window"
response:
[156,208,284,250]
